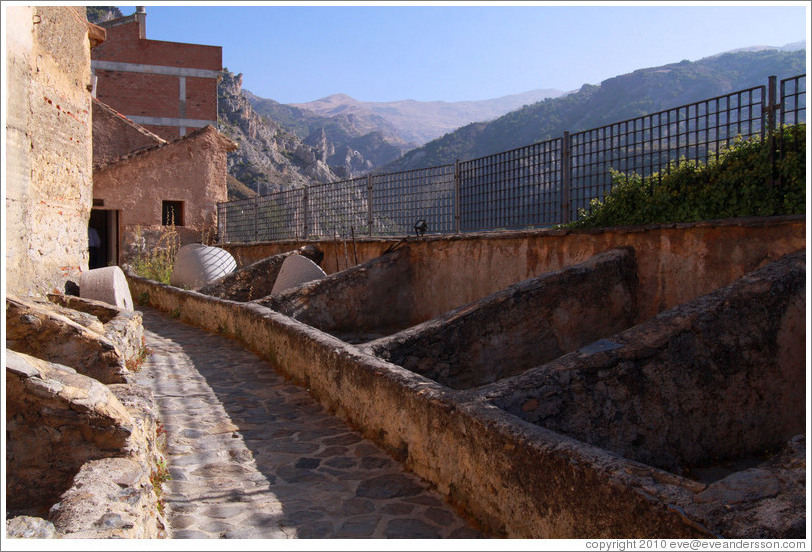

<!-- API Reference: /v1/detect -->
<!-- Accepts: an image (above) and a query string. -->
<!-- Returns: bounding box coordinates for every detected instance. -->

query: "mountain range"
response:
[288,89,565,145]
[218,42,805,198]
[383,46,806,172]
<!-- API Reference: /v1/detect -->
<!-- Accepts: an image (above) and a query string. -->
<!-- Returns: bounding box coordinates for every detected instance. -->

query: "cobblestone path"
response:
[135,307,483,539]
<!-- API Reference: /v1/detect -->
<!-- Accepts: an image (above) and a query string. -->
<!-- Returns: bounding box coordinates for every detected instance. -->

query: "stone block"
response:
[5,516,58,539]
[170,243,237,290]
[79,266,134,311]
[47,294,145,366]
[270,252,327,295]
[6,295,130,384]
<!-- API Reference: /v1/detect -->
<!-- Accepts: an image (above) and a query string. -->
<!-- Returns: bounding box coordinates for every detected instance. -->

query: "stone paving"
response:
[135,307,484,539]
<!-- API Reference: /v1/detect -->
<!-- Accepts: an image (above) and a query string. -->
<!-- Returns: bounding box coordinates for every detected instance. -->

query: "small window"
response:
[162,201,184,226]
[92,198,104,207]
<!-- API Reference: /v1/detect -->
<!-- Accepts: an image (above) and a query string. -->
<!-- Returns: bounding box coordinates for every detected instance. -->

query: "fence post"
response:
[766,75,779,187]
[217,202,225,244]
[302,188,309,239]
[253,197,258,242]
[454,159,461,233]
[560,132,571,224]
[367,174,374,236]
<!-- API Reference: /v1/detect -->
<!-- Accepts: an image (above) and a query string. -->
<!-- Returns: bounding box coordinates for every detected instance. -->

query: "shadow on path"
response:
[137,307,484,539]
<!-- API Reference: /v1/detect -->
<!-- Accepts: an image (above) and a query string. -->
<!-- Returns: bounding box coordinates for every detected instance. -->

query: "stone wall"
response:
[92,125,236,261]
[5,6,96,297]
[256,246,415,337]
[5,295,165,539]
[223,216,805,325]
[364,248,638,389]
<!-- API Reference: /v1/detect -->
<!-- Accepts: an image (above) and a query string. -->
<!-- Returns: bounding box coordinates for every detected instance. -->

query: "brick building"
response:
[90,7,222,141]
[87,6,235,267]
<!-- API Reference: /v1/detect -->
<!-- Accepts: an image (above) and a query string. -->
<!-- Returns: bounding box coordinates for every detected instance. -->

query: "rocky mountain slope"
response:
[384,48,806,172]
[290,89,565,145]
[217,70,340,196]
[245,92,413,178]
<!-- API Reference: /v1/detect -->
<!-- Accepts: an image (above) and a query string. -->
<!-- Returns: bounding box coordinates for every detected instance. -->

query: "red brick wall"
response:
[92,21,221,70]
[91,18,221,141]
[95,70,181,119]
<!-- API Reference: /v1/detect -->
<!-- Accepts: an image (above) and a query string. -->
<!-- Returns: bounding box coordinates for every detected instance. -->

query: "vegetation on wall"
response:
[566,124,806,229]
[128,224,180,285]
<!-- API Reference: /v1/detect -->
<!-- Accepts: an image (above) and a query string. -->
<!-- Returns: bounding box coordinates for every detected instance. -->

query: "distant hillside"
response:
[291,89,565,145]
[384,48,806,173]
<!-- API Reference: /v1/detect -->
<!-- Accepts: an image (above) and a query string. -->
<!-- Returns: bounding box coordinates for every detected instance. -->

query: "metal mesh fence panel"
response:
[458,139,563,231]
[780,75,806,126]
[217,198,257,243]
[371,165,455,236]
[569,86,766,220]
[218,76,804,243]
[255,188,305,241]
[306,177,369,239]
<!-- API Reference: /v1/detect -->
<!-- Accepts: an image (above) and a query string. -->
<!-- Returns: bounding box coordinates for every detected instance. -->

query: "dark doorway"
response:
[89,209,119,268]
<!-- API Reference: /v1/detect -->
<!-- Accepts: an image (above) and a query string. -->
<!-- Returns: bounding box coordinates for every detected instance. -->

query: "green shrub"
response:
[566,124,805,229]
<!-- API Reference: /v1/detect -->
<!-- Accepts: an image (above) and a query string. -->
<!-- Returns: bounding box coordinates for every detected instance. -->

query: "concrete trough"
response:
[363,247,638,389]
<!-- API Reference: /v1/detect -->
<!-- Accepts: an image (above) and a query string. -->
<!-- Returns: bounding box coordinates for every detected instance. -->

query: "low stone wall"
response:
[47,294,144,364]
[223,216,805,325]
[6,295,131,384]
[198,244,324,302]
[364,247,638,389]
[126,237,806,538]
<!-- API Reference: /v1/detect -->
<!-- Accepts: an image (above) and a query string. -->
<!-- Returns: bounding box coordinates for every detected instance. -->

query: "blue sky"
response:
[117,2,807,104]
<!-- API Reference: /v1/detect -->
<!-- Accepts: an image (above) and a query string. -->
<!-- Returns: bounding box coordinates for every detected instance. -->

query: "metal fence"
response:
[218,74,805,243]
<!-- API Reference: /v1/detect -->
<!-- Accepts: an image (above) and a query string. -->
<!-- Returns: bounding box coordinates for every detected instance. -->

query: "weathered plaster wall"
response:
[5,6,95,297]
[92,125,235,261]
[223,216,805,324]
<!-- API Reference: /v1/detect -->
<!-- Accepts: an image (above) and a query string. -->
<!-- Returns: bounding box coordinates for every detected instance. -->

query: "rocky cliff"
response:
[217,70,339,196]
[244,91,413,179]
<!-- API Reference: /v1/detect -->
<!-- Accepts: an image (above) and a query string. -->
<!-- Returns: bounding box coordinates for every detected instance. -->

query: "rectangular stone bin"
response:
[476,249,806,476]
[363,247,639,389]
[255,246,415,340]
[197,245,324,302]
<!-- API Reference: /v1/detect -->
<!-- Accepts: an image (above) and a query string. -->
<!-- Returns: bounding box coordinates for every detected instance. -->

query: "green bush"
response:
[566,124,806,229]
